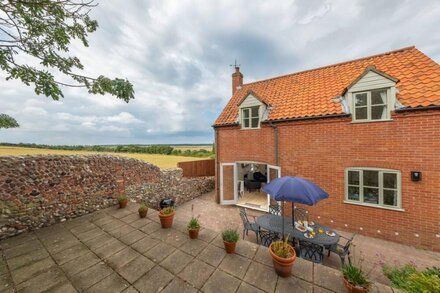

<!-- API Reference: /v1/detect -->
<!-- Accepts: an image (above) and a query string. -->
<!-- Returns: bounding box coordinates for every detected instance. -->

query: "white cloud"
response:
[1,0,440,144]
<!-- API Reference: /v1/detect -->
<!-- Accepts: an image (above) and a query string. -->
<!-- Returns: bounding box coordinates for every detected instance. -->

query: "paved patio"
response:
[0,195,398,293]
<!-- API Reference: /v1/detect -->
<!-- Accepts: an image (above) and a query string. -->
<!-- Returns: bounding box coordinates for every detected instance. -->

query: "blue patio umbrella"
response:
[262,176,329,238]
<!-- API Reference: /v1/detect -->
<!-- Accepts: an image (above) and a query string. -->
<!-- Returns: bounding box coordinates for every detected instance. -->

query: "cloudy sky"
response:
[1,0,440,145]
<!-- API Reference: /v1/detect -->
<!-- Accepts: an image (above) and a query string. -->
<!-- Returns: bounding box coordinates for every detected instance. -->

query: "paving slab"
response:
[133,265,174,293]
[15,266,68,293]
[144,242,176,263]
[84,272,130,293]
[107,224,136,239]
[201,269,241,293]
[197,244,226,267]
[370,282,393,293]
[101,219,126,232]
[152,229,189,248]
[94,239,127,259]
[243,261,278,293]
[82,232,114,250]
[253,246,272,267]
[6,248,49,271]
[237,282,265,293]
[119,230,146,245]
[292,256,314,282]
[275,275,313,293]
[116,255,155,284]
[219,253,251,279]
[60,251,101,277]
[45,237,81,255]
[52,242,89,265]
[179,238,208,256]
[93,216,114,228]
[314,263,346,293]
[111,208,133,219]
[3,239,44,259]
[161,278,198,293]
[312,286,334,293]
[46,280,78,293]
[10,257,55,285]
[70,222,97,235]
[106,247,140,269]
[122,286,139,293]
[235,240,259,259]
[0,233,37,250]
[139,222,161,234]
[129,218,151,229]
[0,273,14,292]
[120,213,143,224]
[130,235,160,254]
[70,262,114,291]
[178,259,215,289]
[198,228,219,243]
[160,250,193,274]
[76,227,105,242]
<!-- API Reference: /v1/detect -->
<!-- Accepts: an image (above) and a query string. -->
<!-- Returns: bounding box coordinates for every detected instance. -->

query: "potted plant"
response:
[342,264,370,293]
[138,203,148,218]
[158,206,175,228]
[222,229,239,253]
[268,237,296,277]
[187,205,200,239]
[117,195,128,209]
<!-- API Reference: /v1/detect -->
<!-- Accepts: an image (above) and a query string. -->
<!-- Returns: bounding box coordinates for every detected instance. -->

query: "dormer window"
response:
[354,89,390,121]
[241,106,260,129]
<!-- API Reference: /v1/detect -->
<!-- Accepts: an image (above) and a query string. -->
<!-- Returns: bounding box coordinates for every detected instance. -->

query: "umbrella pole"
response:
[292,202,295,227]
[282,201,285,241]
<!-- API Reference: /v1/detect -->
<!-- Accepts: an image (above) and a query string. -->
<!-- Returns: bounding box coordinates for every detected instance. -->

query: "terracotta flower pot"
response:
[118,199,128,209]
[343,276,369,293]
[188,228,200,239]
[223,241,237,254]
[158,211,175,228]
[268,243,296,277]
[138,209,148,218]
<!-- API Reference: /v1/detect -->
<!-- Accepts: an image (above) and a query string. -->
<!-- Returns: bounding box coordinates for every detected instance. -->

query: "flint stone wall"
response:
[0,155,214,239]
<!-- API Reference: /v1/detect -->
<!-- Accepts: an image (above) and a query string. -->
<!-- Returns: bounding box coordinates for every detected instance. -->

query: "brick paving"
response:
[0,195,405,292]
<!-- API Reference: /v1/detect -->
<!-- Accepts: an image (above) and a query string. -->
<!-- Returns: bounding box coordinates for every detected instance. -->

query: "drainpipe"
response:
[214,128,220,203]
[268,122,279,166]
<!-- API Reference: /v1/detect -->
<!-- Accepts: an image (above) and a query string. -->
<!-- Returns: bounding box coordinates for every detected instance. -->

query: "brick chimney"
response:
[232,66,243,94]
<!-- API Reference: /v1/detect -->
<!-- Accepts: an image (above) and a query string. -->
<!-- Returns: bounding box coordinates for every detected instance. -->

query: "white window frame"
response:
[352,88,391,122]
[241,106,260,129]
[344,167,403,211]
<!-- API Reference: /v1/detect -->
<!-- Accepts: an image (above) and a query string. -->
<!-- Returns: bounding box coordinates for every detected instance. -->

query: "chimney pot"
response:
[232,66,243,95]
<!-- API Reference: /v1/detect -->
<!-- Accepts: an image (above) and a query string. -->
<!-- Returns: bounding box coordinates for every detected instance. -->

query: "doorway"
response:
[220,161,281,211]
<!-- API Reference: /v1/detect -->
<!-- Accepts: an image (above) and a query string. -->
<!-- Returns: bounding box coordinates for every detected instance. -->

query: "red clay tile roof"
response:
[214,46,440,126]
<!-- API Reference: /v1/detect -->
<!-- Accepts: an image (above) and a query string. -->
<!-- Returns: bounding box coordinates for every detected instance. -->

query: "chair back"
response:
[294,207,309,222]
[342,234,355,256]
[299,240,324,264]
[239,207,250,226]
[259,230,280,247]
[268,204,281,216]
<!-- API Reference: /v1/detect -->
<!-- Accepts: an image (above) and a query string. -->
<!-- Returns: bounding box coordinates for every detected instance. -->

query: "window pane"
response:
[363,171,379,187]
[372,90,387,105]
[371,105,386,120]
[384,189,398,206]
[355,107,367,120]
[244,118,249,128]
[251,106,259,117]
[363,187,379,204]
[355,93,367,106]
[251,118,259,128]
[383,173,397,189]
[348,171,359,185]
[243,109,249,118]
[348,186,360,201]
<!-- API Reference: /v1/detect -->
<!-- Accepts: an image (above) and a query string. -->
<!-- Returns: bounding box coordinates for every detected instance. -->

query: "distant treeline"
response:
[0,143,215,158]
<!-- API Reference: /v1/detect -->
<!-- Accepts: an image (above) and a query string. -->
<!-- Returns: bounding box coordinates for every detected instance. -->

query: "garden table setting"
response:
[257,214,340,246]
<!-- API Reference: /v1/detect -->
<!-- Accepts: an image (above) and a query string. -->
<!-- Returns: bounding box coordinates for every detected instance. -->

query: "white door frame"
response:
[267,165,282,208]
[220,163,238,205]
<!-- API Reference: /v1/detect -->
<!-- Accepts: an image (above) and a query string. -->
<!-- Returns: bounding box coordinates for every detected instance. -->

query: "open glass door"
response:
[267,165,281,208]
[220,163,238,205]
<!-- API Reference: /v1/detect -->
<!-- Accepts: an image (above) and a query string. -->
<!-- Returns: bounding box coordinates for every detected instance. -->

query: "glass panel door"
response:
[220,163,237,205]
[266,165,281,209]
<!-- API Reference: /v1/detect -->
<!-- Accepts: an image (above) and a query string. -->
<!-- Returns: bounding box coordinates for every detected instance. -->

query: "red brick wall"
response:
[215,110,440,251]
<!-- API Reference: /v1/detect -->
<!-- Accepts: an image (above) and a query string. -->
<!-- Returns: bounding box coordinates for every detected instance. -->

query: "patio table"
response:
[256,214,340,246]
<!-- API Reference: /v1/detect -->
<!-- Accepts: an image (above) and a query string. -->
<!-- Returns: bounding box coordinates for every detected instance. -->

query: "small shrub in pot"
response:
[342,264,370,293]
[269,237,296,277]
[222,229,239,253]
[117,195,128,209]
[138,203,148,218]
[158,207,175,228]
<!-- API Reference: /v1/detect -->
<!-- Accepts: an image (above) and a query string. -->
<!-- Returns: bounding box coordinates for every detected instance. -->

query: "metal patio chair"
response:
[327,234,355,265]
[299,240,325,264]
[239,207,260,244]
[293,207,309,223]
[268,204,282,216]
[259,230,280,247]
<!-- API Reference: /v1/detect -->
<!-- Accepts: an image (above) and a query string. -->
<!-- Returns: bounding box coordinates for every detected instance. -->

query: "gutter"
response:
[262,113,351,124]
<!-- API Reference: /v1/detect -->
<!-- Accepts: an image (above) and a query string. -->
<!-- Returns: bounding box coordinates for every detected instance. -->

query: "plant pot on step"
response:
[138,207,148,218]
[269,242,296,277]
[188,228,200,239]
[158,210,175,228]
[223,241,237,253]
[117,196,128,209]
[343,276,369,293]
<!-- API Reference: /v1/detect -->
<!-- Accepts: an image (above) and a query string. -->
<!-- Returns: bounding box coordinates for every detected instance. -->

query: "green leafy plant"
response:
[117,195,127,202]
[342,264,370,288]
[138,203,148,211]
[187,217,200,230]
[383,264,440,293]
[222,229,239,243]
[271,237,294,258]
[0,114,19,129]
[160,207,174,215]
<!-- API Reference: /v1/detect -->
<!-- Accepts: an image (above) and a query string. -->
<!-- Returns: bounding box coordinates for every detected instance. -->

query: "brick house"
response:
[213,46,440,251]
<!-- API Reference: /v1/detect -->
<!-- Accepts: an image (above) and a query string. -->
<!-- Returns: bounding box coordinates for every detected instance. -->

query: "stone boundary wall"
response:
[0,155,214,239]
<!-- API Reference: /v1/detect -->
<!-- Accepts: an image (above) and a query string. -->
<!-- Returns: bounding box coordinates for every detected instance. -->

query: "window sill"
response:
[350,119,393,124]
[343,200,404,212]
[240,127,261,130]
